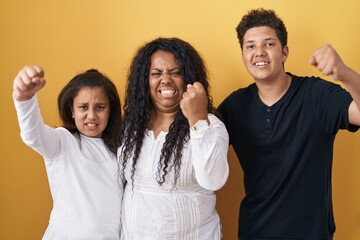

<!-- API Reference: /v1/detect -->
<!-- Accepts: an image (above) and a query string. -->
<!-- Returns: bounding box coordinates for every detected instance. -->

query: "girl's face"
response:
[149,50,185,115]
[71,87,110,138]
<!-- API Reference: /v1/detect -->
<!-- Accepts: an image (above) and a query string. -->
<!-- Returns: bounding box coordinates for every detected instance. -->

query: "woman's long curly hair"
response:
[119,37,216,186]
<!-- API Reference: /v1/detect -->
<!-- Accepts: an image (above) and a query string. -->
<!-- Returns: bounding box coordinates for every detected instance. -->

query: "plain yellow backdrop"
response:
[1,0,359,239]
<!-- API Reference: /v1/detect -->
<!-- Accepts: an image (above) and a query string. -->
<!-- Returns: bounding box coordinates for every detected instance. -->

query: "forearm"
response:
[191,114,229,191]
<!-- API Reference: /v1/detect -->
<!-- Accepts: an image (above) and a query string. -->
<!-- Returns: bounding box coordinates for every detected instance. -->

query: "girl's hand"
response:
[13,65,46,101]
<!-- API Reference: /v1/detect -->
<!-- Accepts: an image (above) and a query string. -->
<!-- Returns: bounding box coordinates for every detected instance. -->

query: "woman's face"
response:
[149,50,185,114]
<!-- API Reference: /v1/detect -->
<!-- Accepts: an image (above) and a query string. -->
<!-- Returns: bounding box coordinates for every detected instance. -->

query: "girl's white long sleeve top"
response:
[14,95,122,240]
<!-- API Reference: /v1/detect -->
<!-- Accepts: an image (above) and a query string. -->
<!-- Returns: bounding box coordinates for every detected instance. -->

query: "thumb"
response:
[309,55,317,66]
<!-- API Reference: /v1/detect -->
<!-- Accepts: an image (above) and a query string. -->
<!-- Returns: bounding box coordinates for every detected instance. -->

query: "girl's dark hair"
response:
[57,69,121,154]
[120,37,216,186]
[236,8,288,49]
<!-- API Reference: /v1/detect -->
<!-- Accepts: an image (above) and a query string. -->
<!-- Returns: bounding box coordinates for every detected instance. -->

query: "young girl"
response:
[13,65,123,240]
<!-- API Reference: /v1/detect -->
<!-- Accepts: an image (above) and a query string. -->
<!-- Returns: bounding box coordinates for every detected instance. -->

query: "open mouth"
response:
[159,89,177,96]
[85,123,98,129]
[254,61,269,66]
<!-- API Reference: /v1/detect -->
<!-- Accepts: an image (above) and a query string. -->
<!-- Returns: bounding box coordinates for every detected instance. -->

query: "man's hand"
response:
[309,44,348,82]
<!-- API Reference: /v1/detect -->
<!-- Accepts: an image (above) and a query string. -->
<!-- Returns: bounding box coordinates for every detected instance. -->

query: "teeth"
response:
[87,123,96,126]
[255,62,268,66]
[160,90,176,95]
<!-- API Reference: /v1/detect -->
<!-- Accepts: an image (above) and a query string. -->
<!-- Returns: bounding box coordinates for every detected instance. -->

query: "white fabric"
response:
[119,114,229,240]
[14,96,122,240]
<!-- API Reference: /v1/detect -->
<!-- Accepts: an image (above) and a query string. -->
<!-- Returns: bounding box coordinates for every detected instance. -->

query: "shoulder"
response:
[54,127,83,147]
[291,73,336,88]
[56,127,76,137]
[228,83,255,99]
[289,73,346,96]
[219,83,256,107]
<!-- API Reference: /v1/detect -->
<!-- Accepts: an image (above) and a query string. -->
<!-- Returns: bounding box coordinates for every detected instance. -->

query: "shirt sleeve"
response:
[190,113,229,191]
[310,78,359,135]
[13,94,63,159]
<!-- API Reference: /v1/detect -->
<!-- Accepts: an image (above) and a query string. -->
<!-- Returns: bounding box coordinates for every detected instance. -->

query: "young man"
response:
[218,8,360,240]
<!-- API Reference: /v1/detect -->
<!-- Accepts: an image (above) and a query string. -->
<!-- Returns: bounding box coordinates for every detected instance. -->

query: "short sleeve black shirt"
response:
[218,73,358,240]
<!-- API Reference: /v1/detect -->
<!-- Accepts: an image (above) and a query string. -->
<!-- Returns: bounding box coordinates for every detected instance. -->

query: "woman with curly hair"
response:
[118,37,229,239]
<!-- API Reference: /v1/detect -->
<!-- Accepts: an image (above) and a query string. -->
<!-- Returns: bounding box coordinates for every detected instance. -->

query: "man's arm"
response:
[310,44,360,126]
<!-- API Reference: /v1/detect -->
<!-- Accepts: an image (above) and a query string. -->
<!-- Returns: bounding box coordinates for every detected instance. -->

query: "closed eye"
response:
[170,71,181,77]
[150,72,162,77]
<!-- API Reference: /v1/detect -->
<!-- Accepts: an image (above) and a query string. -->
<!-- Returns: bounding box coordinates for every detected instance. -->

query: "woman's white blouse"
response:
[119,114,229,240]
[14,95,122,240]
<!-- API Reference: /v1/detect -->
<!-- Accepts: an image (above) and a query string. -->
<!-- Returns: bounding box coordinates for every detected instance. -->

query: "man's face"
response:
[242,26,288,82]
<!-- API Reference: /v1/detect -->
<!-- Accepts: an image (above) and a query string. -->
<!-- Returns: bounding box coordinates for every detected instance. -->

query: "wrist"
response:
[190,118,210,131]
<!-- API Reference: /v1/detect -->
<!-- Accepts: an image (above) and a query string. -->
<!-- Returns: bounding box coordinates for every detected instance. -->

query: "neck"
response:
[149,111,177,138]
[255,73,291,107]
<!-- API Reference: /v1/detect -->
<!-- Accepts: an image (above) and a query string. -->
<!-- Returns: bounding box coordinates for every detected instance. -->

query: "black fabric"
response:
[218,73,358,240]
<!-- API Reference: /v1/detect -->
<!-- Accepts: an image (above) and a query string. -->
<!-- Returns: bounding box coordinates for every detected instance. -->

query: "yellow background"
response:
[1,1,359,239]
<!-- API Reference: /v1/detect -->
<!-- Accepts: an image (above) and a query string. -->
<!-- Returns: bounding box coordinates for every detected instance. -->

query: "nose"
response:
[255,46,266,57]
[87,109,96,120]
[160,72,173,84]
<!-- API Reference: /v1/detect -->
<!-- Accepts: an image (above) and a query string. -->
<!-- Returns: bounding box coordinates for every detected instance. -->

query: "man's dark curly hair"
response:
[58,69,122,155]
[236,8,288,50]
[119,37,216,186]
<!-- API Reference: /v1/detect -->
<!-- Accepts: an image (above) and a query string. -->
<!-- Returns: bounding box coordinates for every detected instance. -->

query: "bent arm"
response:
[190,114,229,191]
[342,69,360,126]
[310,44,360,126]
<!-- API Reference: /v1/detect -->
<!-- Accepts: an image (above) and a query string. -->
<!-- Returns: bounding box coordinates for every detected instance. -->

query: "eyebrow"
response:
[75,101,108,105]
[150,67,180,72]
[244,37,277,44]
[264,37,277,41]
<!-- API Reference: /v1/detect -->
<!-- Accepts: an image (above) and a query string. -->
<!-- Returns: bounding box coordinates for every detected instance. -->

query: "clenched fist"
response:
[13,65,46,101]
[309,44,348,82]
[180,82,208,126]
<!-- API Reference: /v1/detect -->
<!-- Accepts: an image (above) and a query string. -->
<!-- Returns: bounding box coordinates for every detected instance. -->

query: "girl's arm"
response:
[13,66,62,159]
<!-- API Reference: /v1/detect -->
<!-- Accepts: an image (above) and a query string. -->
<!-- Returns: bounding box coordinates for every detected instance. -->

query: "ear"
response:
[282,45,289,62]
[282,46,289,63]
